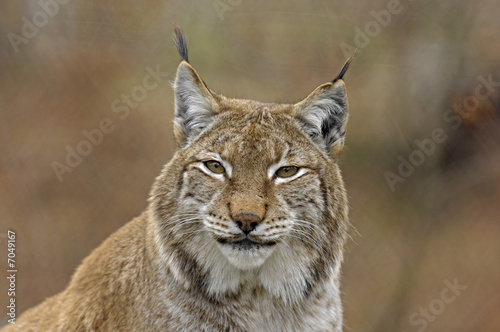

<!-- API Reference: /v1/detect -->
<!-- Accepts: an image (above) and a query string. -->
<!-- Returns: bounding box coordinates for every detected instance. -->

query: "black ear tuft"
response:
[332,50,358,83]
[173,25,189,63]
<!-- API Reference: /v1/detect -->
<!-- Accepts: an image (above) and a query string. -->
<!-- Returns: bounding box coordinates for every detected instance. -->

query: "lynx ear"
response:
[293,54,355,158]
[293,80,348,158]
[173,61,220,146]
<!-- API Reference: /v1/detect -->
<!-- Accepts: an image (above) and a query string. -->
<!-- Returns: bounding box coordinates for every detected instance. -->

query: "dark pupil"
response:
[283,167,290,173]
[213,162,220,169]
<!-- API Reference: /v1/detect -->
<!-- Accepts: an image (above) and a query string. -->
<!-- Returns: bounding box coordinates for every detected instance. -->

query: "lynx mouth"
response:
[234,238,276,249]
[217,237,276,249]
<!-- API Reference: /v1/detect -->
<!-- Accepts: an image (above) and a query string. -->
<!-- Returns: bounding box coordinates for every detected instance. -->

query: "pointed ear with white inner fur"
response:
[173,61,220,146]
[293,80,349,159]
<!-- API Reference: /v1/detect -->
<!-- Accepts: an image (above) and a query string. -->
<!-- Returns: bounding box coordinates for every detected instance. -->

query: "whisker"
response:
[288,229,325,252]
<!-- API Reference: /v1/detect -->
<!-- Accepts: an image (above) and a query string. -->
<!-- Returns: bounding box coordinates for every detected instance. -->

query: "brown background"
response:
[1,0,500,331]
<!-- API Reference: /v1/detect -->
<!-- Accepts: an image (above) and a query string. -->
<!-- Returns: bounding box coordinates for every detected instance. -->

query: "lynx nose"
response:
[233,213,261,235]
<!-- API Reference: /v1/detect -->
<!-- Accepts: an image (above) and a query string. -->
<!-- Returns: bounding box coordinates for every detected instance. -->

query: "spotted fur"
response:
[4,30,352,332]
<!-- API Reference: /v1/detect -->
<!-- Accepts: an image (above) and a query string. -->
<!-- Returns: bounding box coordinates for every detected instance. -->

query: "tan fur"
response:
[3,38,352,332]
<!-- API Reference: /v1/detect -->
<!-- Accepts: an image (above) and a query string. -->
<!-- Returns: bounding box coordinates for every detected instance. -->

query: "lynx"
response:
[3,28,353,331]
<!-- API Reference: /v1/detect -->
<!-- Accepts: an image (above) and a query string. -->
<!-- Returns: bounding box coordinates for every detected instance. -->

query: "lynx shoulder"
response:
[3,28,354,332]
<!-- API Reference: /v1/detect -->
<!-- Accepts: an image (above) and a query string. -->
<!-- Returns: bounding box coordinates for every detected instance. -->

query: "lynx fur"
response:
[3,28,353,332]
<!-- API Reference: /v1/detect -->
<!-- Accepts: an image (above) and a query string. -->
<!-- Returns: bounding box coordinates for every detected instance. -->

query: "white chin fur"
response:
[219,244,275,270]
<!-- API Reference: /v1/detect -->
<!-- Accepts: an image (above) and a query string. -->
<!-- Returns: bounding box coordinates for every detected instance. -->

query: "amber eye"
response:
[276,166,299,178]
[204,160,225,174]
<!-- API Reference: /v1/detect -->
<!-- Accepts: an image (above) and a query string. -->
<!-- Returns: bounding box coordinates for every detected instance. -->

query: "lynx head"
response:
[149,28,352,303]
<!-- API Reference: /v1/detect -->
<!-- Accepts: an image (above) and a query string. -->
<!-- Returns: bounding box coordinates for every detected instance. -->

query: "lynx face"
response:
[179,106,331,271]
[149,30,351,303]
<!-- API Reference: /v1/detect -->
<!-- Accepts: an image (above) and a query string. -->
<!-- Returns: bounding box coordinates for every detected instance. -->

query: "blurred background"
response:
[1,0,499,330]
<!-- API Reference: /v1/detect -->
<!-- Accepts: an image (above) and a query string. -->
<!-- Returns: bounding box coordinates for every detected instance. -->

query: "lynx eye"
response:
[204,160,225,174]
[276,166,299,178]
